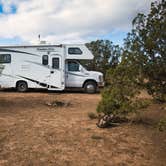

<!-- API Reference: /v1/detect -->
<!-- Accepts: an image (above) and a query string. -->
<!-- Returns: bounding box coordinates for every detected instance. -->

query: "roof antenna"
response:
[38,34,41,43]
[38,34,47,44]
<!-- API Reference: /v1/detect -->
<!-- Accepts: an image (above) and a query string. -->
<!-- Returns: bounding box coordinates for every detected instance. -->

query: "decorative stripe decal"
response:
[1,74,17,78]
[17,75,58,89]
[25,60,50,69]
[0,48,40,57]
[67,72,88,77]
[24,60,62,71]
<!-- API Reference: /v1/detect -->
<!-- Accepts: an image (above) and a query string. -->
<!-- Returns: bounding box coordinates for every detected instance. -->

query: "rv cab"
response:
[65,60,104,93]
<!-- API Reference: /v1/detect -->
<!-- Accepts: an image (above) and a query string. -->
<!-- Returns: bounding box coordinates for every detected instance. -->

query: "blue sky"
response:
[0,0,154,46]
[0,4,2,13]
[0,3,17,14]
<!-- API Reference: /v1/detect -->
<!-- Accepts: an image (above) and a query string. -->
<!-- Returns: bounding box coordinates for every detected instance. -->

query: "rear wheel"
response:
[84,81,97,94]
[16,81,28,92]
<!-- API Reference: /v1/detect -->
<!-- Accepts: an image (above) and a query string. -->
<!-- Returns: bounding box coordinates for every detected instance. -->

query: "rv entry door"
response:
[48,54,64,90]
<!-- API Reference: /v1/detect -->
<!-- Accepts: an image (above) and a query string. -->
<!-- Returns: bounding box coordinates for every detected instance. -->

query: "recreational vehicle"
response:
[0,44,104,93]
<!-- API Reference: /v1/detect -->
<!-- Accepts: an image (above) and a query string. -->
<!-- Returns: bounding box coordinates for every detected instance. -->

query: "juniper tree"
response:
[127,0,166,102]
[97,0,166,127]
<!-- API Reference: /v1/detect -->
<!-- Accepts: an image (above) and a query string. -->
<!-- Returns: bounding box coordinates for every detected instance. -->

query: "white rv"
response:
[0,44,104,93]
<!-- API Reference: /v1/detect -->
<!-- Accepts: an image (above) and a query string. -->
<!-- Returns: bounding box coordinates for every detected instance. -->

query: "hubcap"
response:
[86,84,95,93]
[20,84,25,89]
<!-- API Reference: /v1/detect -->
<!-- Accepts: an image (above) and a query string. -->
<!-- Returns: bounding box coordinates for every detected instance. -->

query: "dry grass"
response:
[0,90,165,166]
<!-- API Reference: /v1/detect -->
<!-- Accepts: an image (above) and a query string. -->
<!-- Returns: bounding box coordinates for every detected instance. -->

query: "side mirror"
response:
[80,67,84,73]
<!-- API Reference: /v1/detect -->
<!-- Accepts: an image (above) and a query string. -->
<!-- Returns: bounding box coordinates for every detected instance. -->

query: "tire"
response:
[84,81,97,94]
[16,81,28,92]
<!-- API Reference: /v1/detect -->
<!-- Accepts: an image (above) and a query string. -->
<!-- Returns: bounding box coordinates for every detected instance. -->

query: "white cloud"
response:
[0,0,154,44]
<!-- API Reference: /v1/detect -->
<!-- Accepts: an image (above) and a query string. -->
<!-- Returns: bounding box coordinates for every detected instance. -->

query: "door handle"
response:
[50,71,54,74]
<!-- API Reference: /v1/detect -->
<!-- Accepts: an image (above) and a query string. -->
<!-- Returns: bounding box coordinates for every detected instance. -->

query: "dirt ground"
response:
[0,90,165,166]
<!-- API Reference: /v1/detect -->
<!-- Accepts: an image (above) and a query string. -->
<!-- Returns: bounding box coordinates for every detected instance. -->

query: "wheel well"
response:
[83,80,97,88]
[16,80,28,88]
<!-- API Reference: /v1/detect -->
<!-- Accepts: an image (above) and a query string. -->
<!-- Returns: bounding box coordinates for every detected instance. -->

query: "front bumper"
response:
[98,82,105,87]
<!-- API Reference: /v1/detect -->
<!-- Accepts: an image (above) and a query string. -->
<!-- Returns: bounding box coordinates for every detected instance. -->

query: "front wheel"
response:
[84,81,97,94]
[16,81,28,92]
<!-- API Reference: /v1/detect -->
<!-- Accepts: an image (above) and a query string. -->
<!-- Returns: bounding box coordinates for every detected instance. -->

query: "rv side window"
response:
[68,48,82,55]
[68,61,79,71]
[52,58,59,69]
[0,54,11,63]
[42,55,48,65]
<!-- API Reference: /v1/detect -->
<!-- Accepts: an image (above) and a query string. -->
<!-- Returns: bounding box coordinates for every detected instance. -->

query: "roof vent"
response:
[40,41,47,45]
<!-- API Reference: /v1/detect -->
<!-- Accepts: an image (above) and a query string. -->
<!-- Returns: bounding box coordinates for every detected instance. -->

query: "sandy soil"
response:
[0,90,165,166]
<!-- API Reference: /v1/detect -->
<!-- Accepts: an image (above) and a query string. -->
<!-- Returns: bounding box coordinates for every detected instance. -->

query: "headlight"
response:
[99,75,103,82]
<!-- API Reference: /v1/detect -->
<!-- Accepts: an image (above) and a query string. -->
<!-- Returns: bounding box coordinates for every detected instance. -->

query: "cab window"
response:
[68,61,79,71]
